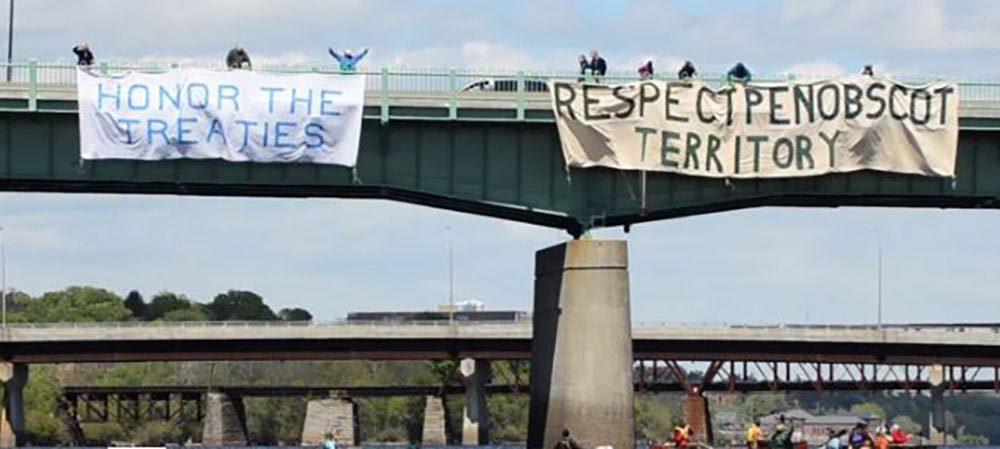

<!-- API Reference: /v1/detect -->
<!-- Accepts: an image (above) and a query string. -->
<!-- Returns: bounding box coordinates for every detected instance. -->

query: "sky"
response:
[1,0,999,325]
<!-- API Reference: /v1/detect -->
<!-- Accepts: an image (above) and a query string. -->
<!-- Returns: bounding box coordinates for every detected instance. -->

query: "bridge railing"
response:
[2,319,997,334]
[0,60,998,120]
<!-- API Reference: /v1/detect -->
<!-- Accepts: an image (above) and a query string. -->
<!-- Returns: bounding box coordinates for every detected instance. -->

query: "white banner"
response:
[551,77,959,178]
[78,68,365,166]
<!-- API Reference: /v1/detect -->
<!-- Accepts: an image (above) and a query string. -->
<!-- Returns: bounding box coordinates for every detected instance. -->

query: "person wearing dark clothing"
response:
[727,62,752,83]
[578,54,591,75]
[678,61,697,79]
[862,65,875,77]
[638,60,653,80]
[226,46,252,70]
[589,50,607,78]
[554,429,582,449]
[72,43,94,66]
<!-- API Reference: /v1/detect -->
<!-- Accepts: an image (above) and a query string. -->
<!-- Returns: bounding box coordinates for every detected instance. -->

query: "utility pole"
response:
[5,0,13,82]
[448,227,454,324]
[1,226,6,328]
[874,229,883,329]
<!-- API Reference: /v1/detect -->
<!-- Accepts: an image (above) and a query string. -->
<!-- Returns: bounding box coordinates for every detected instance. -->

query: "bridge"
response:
[1,321,999,364]
[1,61,999,447]
[0,62,998,236]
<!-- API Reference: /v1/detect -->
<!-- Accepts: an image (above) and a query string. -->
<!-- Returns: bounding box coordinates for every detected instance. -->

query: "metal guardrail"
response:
[0,60,998,122]
[2,319,997,333]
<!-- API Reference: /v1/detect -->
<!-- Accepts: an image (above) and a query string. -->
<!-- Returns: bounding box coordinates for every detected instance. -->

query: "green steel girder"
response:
[1,109,999,237]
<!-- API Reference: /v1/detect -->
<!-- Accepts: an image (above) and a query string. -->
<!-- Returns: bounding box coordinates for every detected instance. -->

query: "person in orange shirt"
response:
[874,431,891,449]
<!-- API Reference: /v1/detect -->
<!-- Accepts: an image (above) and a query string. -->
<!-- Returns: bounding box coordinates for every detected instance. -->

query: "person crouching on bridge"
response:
[727,62,752,83]
[678,61,697,79]
[323,433,337,449]
[589,50,607,81]
[638,60,654,80]
[73,42,94,66]
[226,45,252,70]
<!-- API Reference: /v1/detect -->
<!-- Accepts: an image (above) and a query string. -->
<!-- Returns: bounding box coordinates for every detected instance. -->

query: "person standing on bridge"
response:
[328,48,369,72]
[226,45,252,70]
[72,43,94,66]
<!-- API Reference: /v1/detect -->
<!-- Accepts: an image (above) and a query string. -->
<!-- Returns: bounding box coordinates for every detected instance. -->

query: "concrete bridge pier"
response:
[0,363,28,448]
[202,391,249,446]
[301,392,359,446]
[527,240,634,449]
[461,359,490,445]
[422,395,450,446]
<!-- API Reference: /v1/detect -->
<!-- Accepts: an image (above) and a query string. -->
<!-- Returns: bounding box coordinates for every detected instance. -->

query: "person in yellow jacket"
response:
[746,419,764,449]
[672,421,693,449]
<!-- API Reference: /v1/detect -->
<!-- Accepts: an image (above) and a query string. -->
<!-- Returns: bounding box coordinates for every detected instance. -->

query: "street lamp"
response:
[5,0,13,83]
[1,226,6,328]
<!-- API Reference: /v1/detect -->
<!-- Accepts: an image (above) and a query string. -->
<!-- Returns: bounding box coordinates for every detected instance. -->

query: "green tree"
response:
[161,306,209,321]
[145,292,196,321]
[206,290,277,321]
[123,290,146,319]
[22,366,68,445]
[16,286,130,322]
[851,402,887,421]
[279,307,313,321]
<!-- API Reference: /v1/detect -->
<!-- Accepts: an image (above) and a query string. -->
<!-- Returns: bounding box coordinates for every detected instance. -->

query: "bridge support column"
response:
[301,394,358,446]
[527,240,633,449]
[422,395,449,446]
[202,391,248,446]
[929,364,946,445]
[683,391,713,444]
[0,363,28,448]
[461,359,490,445]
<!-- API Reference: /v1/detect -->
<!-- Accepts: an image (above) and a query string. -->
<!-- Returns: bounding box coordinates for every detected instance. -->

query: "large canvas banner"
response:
[78,68,365,166]
[550,77,959,178]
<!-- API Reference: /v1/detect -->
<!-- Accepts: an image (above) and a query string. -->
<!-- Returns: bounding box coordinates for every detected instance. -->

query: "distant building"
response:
[759,409,879,444]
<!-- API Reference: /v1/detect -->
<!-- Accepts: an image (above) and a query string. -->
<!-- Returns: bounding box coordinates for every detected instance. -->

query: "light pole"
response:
[1,226,6,328]
[873,229,883,329]
[5,0,13,83]
[446,226,454,324]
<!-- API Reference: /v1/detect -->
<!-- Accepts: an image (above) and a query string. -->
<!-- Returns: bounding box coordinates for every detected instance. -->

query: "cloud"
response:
[781,59,847,77]
[781,0,836,21]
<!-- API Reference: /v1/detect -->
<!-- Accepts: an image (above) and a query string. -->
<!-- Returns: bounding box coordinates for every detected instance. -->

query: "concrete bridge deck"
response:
[2,321,997,364]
